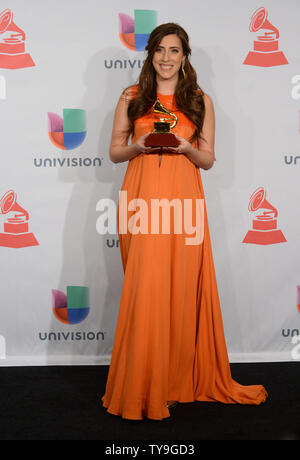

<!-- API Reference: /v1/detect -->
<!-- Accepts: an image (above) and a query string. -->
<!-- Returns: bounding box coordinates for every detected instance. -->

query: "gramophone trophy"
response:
[243,7,288,67]
[0,190,39,248]
[243,187,286,245]
[145,98,180,148]
[0,9,35,69]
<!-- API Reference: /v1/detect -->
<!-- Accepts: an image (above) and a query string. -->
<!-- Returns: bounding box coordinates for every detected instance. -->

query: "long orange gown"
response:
[101,90,268,420]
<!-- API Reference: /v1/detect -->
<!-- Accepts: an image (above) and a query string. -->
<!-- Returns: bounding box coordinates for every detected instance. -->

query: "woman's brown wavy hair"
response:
[125,22,205,143]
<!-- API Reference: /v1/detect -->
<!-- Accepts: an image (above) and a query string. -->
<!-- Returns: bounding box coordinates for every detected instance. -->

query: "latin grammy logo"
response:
[243,187,286,245]
[0,190,39,248]
[0,8,35,69]
[243,7,288,67]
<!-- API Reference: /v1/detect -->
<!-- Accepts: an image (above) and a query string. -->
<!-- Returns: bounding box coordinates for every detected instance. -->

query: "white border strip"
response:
[0,352,298,367]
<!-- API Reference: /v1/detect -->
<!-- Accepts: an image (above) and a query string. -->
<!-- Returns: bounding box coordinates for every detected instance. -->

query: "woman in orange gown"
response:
[101,23,267,420]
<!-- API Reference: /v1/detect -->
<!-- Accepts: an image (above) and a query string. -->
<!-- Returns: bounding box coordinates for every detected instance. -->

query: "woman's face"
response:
[152,34,185,83]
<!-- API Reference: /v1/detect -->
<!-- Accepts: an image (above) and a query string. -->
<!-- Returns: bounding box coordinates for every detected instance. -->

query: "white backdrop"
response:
[0,0,299,366]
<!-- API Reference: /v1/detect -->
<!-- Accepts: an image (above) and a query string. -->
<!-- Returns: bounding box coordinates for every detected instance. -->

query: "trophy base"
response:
[243,51,288,67]
[0,232,39,248]
[145,133,179,148]
[0,53,35,69]
[242,229,286,245]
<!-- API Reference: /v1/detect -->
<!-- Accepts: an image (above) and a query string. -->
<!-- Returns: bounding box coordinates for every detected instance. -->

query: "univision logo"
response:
[48,109,87,150]
[284,155,300,165]
[52,286,90,325]
[281,287,300,359]
[119,9,157,51]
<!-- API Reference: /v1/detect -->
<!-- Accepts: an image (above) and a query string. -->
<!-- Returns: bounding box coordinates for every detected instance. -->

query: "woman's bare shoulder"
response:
[120,84,139,102]
[201,92,214,110]
[195,88,212,102]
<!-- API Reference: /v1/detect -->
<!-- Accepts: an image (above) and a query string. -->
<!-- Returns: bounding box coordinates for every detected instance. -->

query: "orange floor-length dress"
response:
[101,90,268,420]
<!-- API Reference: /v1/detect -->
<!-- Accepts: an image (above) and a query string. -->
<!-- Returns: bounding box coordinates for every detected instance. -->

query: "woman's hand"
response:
[170,133,215,169]
[171,135,193,155]
[133,133,153,153]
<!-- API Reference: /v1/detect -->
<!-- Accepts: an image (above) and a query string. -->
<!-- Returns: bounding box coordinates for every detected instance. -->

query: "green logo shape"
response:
[67,286,90,309]
[63,108,86,134]
[134,10,157,34]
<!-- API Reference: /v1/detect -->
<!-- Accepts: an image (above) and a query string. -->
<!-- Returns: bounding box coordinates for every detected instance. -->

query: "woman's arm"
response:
[175,93,216,170]
[109,90,151,164]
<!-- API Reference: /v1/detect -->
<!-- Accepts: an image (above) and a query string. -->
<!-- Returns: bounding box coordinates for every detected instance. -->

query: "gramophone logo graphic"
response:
[0,190,39,248]
[0,8,35,69]
[243,7,288,67]
[243,187,286,245]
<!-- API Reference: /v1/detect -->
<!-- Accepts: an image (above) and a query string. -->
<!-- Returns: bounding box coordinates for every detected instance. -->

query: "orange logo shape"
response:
[243,7,288,67]
[0,190,39,248]
[243,187,286,245]
[0,9,35,69]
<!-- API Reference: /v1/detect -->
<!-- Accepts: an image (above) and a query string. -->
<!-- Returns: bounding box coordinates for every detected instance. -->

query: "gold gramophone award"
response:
[145,98,180,148]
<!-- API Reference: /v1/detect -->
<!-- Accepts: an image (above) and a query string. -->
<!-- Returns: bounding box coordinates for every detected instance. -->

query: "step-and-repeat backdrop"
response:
[0,0,299,366]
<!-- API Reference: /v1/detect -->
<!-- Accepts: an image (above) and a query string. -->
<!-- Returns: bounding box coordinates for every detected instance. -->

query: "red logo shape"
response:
[243,7,288,67]
[243,187,286,245]
[0,9,35,69]
[0,190,39,248]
